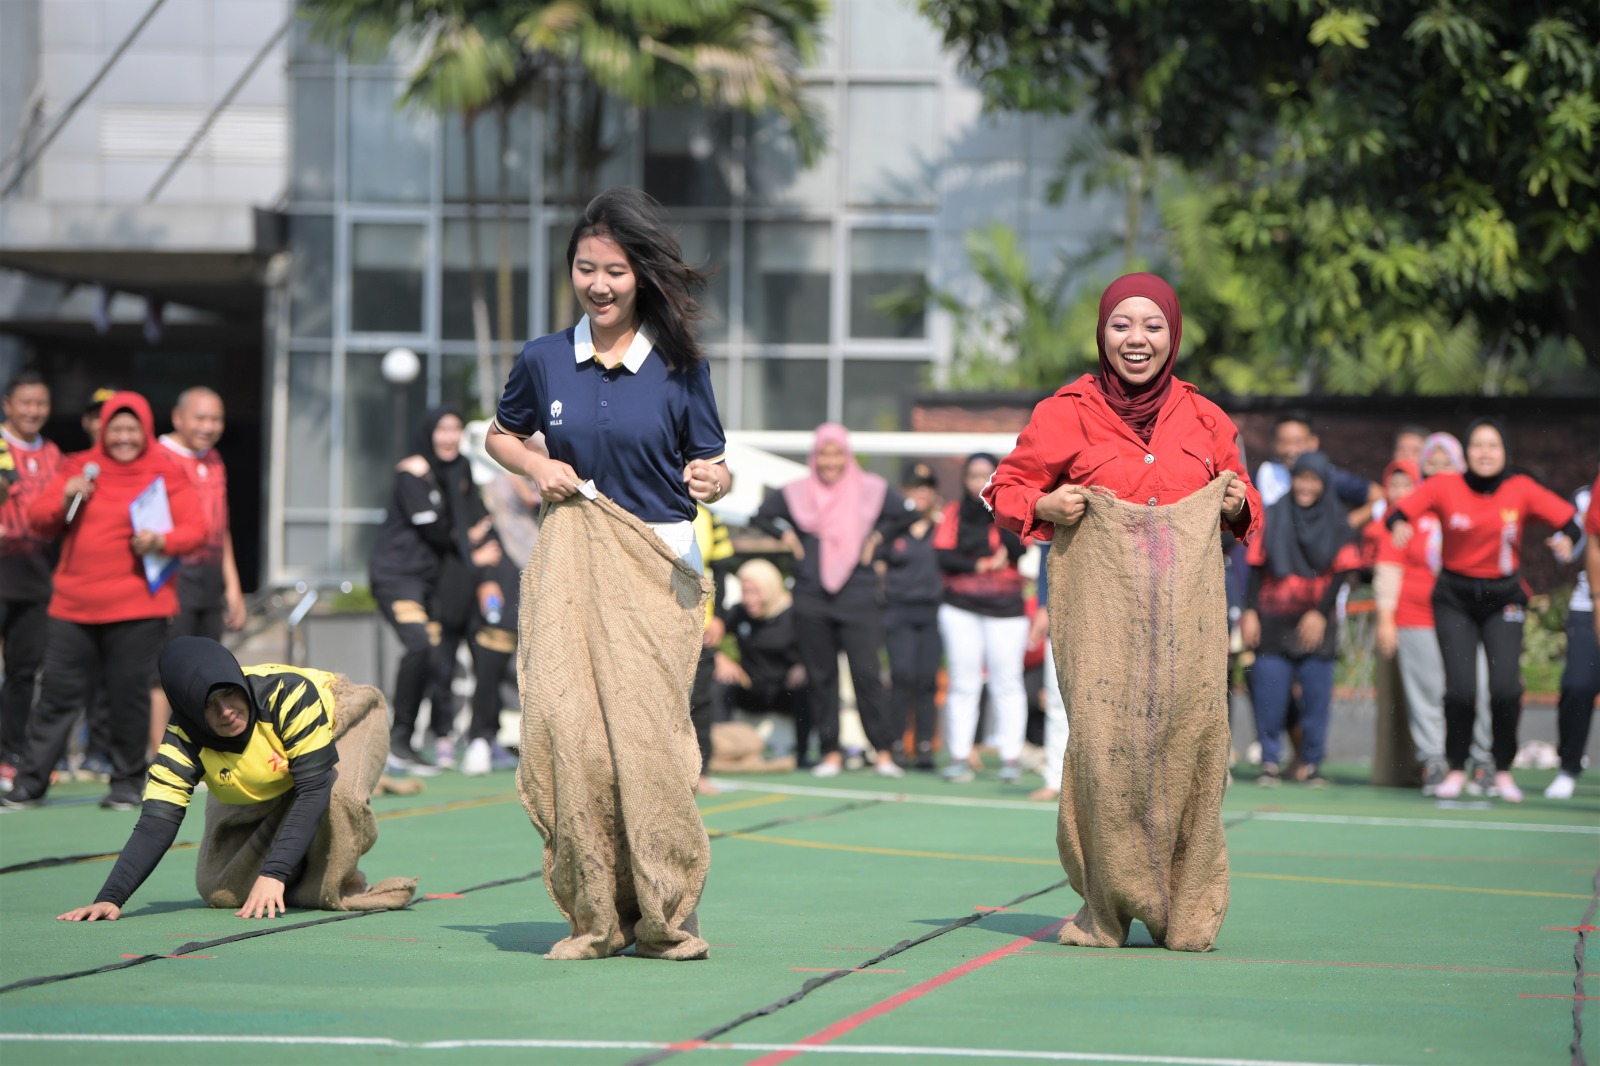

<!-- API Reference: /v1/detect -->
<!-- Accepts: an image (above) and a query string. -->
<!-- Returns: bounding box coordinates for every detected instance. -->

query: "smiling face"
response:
[203,684,251,738]
[172,390,224,452]
[431,413,464,463]
[814,441,849,485]
[1273,420,1317,466]
[1101,296,1172,387]
[102,410,145,463]
[1291,468,1326,508]
[571,235,639,335]
[1467,424,1506,478]
[963,457,996,500]
[3,382,49,439]
[1421,444,1457,477]
[740,574,768,619]
[1386,469,1416,506]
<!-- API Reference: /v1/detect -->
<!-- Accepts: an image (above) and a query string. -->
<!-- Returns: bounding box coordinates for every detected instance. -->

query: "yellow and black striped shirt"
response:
[144,664,339,812]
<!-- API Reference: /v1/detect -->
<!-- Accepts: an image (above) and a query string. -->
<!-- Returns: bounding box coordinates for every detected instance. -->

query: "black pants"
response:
[885,604,941,750]
[15,617,168,799]
[1433,572,1526,771]
[689,646,716,767]
[170,605,225,642]
[1558,609,1599,777]
[374,577,456,750]
[795,591,896,757]
[0,597,49,762]
[464,558,520,743]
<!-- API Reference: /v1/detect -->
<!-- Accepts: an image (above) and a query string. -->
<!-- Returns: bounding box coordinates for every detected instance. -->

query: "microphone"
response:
[65,462,100,524]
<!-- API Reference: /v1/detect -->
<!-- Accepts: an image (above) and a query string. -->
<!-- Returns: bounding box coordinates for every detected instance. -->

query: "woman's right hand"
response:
[58,902,121,921]
[1390,519,1414,549]
[470,540,502,568]
[1034,484,1087,528]
[714,652,749,688]
[62,474,95,510]
[1239,609,1261,650]
[1374,617,1399,659]
[780,529,805,560]
[528,455,583,503]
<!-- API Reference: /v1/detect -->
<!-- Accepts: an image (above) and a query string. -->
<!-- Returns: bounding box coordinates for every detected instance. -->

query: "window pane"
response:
[351,222,426,334]
[743,223,831,345]
[285,521,331,571]
[341,520,381,577]
[707,356,729,424]
[747,86,836,209]
[845,85,936,206]
[643,106,734,207]
[348,79,431,203]
[443,106,532,204]
[848,0,943,72]
[850,229,928,339]
[675,220,731,343]
[289,215,333,338]
[542,87,631,207]
[286,350,331,508]
[742,358,828,430]
[442,219,529,342]
[546,221,578,334]
[290,76,334,201]
[842,359,927,431]
[344,350,427,509]
[290,19,339,65]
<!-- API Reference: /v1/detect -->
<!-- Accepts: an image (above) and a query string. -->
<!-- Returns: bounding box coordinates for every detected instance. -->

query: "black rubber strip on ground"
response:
[621,875,1071,1066]
[0,796,879,996]
[1571,866,1596,1066]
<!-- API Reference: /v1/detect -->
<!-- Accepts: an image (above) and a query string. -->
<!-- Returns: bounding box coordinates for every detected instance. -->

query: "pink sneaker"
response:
[1493,771,1522,803]
[1434,770,1467,800]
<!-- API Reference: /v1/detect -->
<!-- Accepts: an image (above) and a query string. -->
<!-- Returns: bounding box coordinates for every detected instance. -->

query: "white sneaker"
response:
[1543,773,1576,800]
[433,737,457,771]
[460,738,492,777]
[811,760,841,778]
[874,759,905,779]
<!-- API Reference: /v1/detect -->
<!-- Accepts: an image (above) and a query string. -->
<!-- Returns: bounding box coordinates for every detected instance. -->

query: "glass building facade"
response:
[269,1,1091,582]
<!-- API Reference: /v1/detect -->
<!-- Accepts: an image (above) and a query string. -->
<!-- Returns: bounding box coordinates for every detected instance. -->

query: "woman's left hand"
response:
[1548,533,1575,564]
[1296,610,1327,653]
[1221,479,1248,522]
[130,530,166,555]
[683,460,726,503]
[236,876,286,919]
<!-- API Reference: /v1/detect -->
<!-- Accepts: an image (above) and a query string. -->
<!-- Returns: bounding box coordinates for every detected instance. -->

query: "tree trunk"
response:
[463,112,496,417]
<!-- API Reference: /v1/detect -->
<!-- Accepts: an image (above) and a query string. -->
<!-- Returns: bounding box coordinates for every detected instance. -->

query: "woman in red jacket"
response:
[1388,418,1579,802]
[3,392,205,810]
[982,273,1258,548]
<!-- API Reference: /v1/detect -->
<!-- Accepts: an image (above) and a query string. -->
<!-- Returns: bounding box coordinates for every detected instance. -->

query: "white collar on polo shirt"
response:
[574,315,655,373]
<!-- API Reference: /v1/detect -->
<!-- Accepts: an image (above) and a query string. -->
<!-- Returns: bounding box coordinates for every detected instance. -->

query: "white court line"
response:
[0,1033,1405,1064]
[709,779,1600,835]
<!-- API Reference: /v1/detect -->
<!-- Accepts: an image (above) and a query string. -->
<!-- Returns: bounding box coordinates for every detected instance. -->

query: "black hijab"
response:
[1264,451,1352,579]
[956,452,1000,557]
[414,405,477,556]
[1461,417,1512,496]
[159,637,256,754]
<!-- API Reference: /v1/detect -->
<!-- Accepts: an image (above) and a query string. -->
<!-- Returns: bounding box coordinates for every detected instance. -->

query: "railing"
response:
[235,581,357,667]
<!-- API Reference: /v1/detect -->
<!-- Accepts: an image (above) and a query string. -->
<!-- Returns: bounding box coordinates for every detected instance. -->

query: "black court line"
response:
[1571,867,1596,1066]
[622,808,1262,1066]
[0,798,881,996]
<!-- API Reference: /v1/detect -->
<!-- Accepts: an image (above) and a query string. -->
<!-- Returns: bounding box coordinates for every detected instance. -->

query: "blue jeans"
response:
[1252,654,1335,768]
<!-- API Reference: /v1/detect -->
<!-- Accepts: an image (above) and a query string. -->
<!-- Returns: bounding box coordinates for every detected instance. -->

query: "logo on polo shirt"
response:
[550,400,563,426]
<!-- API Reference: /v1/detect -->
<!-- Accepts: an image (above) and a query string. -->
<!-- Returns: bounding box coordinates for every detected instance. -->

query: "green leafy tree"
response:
[301,0,826,406]
[920,0,1600,395]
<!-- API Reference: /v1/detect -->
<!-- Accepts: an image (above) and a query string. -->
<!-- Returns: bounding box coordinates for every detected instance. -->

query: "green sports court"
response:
[1,764,1594,1065]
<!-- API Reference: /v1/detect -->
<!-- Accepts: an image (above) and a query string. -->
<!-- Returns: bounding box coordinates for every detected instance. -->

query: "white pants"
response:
[1040,644,1069,789]
[938,605,1030,763]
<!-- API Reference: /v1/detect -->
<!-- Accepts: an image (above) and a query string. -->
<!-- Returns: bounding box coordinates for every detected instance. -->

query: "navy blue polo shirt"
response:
[493,317,726,523]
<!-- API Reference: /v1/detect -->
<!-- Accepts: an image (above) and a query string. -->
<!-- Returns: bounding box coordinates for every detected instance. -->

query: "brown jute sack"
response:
[195,677,418,912]
[1047,475,1234,952]
[516,492,712,961]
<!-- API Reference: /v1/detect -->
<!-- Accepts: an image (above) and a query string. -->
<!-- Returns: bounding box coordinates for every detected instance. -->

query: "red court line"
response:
[1012,952,1568,977]
[1542,925,1597,932]
[423,893,464,899]
[788,968,906,974]
[746,918,1064,1066]
[1519,994,1599,1000]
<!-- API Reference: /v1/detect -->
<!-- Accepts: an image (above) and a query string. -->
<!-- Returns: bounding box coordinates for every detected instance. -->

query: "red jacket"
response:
[983,375,1262,544]
[1393,471,1575,579]
[28,392,206,624]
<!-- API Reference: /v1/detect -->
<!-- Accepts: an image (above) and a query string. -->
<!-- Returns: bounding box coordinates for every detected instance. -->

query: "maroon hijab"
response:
[1095,272,1182,442]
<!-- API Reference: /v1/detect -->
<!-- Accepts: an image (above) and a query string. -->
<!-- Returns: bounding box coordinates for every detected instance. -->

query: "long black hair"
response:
[566,186,710,372]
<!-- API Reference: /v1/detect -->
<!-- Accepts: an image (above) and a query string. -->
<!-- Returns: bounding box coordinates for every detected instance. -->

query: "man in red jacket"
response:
[2,392,206,810]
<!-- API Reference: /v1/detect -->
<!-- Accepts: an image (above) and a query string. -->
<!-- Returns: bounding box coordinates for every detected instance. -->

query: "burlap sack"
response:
[195,677,419,912]
[1047,475,1234,952]
[516,492,712,961]
[708,720,798,773]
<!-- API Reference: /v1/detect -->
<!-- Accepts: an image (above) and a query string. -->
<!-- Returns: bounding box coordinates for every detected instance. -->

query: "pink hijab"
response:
[1095,272,1182,442]
[782,424,888,594]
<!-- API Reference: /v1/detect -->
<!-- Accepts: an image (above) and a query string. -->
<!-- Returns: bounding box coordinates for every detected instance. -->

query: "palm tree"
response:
[299,0,826,407]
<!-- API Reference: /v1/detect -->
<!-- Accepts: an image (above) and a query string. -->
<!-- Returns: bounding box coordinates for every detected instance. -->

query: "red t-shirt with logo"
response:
[1371,511,1442,628]
[159,435,229,607]
[1394,471,1575,579]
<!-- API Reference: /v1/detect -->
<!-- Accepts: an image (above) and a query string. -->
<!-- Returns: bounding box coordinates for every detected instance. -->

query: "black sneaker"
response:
[0,791,43,811]
[1420,759,1448,797]
[1466,761,1499,798]
[99,793,140,811]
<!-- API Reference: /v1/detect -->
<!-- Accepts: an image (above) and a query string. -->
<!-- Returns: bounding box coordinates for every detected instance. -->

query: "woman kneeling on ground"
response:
[59,637,417,921]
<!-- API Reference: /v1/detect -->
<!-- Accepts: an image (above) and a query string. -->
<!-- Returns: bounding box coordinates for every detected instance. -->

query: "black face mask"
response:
[159,637,256,754]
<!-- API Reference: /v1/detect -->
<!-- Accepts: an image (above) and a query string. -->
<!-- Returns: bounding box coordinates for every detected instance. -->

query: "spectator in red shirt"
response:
[3,392,206,810]
[1242,451,1365,785]
[1389,419,1579,802]
[0,370,63,789]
